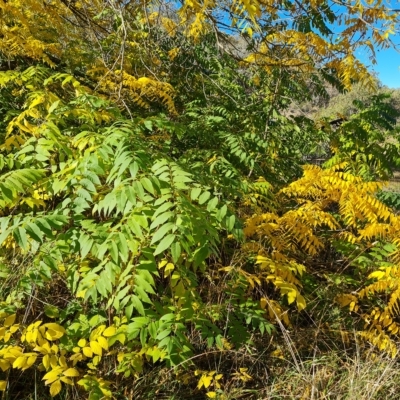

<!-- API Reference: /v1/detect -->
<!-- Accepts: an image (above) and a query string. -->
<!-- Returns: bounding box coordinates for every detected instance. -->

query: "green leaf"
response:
[79,233,94,259]
[110,240,119,263]
[153,234,176,256]
[226,215,235,231]
[193,245,209,267]
[44,305,60,318]
[141,177,155,195]
[150,211,174,230]
[96,275,109,297]
[13,227,28,250]
[118,232,129,262]
[198,191,211,205]
[190,187,202,200]
[156,329,171,341]
[207,197,218,212]
[125,302,134,319]
[144,120,153,130]
[36,218,53,237]
[130,294,145,316]
[171,242,181,263]
[148,321,157,339]
[25,222,44,243]
[126,217,143,239]
[153,202,174,218]
[132,181,145,201]
[150,222,175,245]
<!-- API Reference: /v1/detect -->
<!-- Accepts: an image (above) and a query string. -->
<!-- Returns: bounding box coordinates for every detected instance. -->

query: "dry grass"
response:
[386,171,400,192]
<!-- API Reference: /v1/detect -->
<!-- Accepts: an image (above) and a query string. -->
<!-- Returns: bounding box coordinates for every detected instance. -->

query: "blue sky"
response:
[222,1,400,88]
[359,47,400,89]
[350,0,400,89]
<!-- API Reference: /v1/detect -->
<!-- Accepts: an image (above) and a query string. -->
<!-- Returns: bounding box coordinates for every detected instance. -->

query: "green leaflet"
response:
[153,234,176,256]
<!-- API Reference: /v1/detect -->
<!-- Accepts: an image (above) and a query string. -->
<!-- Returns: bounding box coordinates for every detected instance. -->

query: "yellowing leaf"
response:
[102,326,116,337]
[197,374,212,389]
[92,355,101,366]
[42,354,50,370]
[43,367,63,384]
[206,392,217,399]
[43,323,65,340]
[158,260,168,269]
[25,355,37,369]
[63,368,79,377]
[60,377,74,385]
[50,355,58,369]
[90,340,102,356]
[0,381,7,391]
[286,288,297,305]
[78,338,87,347]
[97,336,109,351]
[296,294,306,311]
[82,347,93,358]
[59,356,67,368]
[49,380,62,397]
[4,314,16,327]
[13,356,27,369]
[260,298,268,310]
[368,270,385,280]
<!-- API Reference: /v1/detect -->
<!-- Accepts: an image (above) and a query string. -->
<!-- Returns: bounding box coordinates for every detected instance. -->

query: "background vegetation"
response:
[1,0,400,398]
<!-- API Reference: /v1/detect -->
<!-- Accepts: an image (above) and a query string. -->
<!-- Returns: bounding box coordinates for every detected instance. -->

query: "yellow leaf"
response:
[0,360,10,372]
[43,354,50,370]
[197,375,212,389]
[4,314,16,327]
[50,355,58,369]
[9,324,19,334]
[92,355,101,366]
[206,392,217,399]
[90,341,102,356]
[368,270,385,280]
[25,355,37,369]
[286,288,297,305]
[13,356,27,369]
[3,332,11,343]
[49,380,62,397]
[59,356,67,368]
[45,329,64,341]
[43,341,51,353]
[43,324,66,340]
[60,377,74,385]
[260,298,268,310]
[63,368,80,377]
[78,338,87,347]
[90,325,106,341]
[102,326,116,337]
[270,348,285,359]
[82,347,93,358]
[296,294,306,311]
[0,381,7,391]
[97,336,109,351]
[43,367,63,383]
[165,262,175,271]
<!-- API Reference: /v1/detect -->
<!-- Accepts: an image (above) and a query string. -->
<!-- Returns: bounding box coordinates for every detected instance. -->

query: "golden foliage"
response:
[0,313,143,397]
[245,165,400,353]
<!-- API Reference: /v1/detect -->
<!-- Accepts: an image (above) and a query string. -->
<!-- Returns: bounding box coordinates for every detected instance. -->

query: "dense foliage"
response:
[1,0,400,398]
